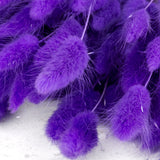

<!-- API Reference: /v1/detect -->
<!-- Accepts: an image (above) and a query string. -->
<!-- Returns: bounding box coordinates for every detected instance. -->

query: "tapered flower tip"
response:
[46,107,77,141]
[70,0,92,13]
[35,36,89,94]
[8,75,27,113]
[59,112,98,159]
[28,89,47,104]
[111,84,151,141]
[122,9,150,43]
[146,36,160,72]
[46,89,99,141]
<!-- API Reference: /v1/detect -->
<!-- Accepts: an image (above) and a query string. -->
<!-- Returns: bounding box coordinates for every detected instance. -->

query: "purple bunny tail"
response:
[59,111,98,159]
[110,84,151,141]
[35,35,88,94]
[0,34,39,71]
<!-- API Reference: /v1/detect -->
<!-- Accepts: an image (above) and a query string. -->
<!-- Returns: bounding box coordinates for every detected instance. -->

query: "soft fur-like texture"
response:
[1,0,160,158]
[122,9,150,43]
[62,17,83,37]
[34,17,83,68]
[0,6,41,39]
[144,124,160,152]
[146,36,160,72]
[46,92,83,141]
[121,43,149,92]
[147,3,160,35]
[46,107,78,141]
[8,73,30,113]
[20,62,39,90]
[0,0,30,25]
[143,86,160,151]
[122,0,146,18]
[59,112,98,159]
[30,0,59,20]
[8,62,36,113]
[92,0,120,31]
[8,76,25,113]
[111,84,151,141]
[35,36,88,94]
[46,90,100,141]
[0,34,38,71]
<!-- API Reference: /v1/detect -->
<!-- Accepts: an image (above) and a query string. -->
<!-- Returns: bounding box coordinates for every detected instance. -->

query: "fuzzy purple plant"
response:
[46,107,78,141]
[59,111,98,159]
[0,0,160,159]
[34,17,83,68]
[92,0,121,31]
[0,6,42,39]
[141,84,160,151]
[0,34,39,71]
[30,0,60,20]
[8,73,30,113]
[122,8,150,43]
[146,36,160,72]
[46,90,100,141]
[27,89,47,104]
[122,0,146,18]
[121,42,149,92]
[35,35,89,94]
[111,84,151,141]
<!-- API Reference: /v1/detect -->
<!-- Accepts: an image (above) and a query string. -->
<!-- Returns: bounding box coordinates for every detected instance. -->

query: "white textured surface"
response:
[0,100,159,160]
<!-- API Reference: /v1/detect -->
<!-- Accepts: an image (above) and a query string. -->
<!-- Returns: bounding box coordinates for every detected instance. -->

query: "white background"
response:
[0,100,159,160]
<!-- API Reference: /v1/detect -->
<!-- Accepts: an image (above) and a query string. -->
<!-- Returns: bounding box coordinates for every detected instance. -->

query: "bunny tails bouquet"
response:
[1,0,160,159]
